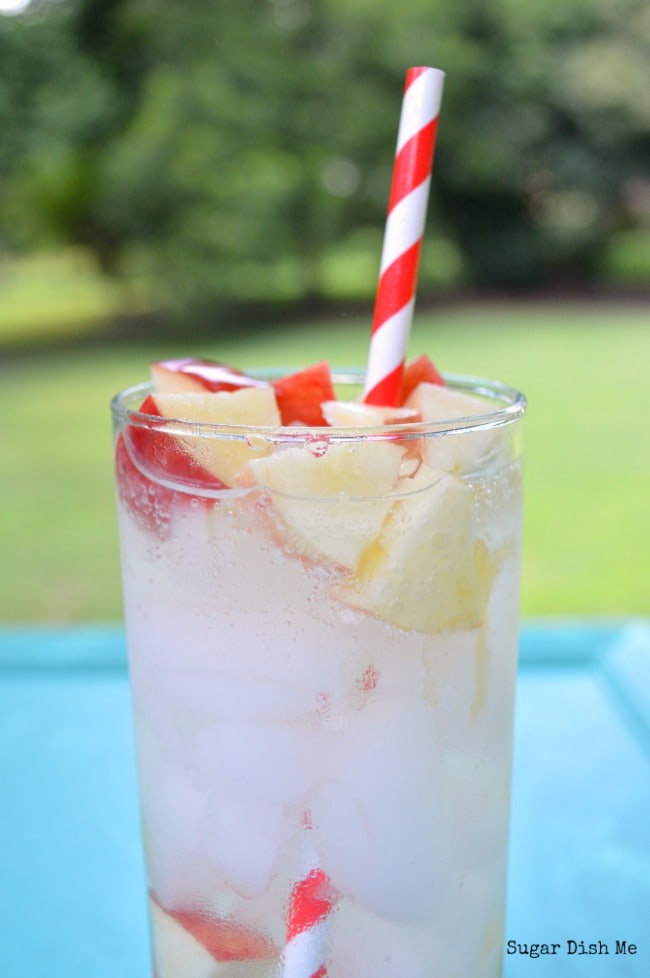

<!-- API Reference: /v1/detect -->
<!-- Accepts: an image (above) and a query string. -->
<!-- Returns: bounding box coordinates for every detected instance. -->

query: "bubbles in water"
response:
[245,434,270,453]
[398,455,422,480]
[307,437,329,458]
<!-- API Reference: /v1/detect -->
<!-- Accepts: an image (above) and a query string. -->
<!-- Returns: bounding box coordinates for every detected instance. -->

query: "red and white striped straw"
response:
[282,863,335,978]
[363,66,445,406]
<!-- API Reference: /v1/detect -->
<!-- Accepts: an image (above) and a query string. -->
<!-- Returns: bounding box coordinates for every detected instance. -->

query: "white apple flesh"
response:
[405,382,506,475]
[149,899,274,978]
[150,900,221,978]
[247,439,406,570]
[152,388,281,486]
[321,400,420,427]
[338,465,495,633]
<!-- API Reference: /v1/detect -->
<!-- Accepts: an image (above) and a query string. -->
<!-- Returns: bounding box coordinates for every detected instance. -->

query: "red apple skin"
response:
[169,907,277,963]
[129,395,224,487]
[115,395,224,537]
[399,355,445,404]
[152,358,337,426]
[152,358,267,394]
[115,433,179,539]
[272,361,335,426]
[149,893,277,964]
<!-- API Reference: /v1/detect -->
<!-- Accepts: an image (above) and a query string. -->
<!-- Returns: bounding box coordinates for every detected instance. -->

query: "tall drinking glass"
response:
[111,370,526,978]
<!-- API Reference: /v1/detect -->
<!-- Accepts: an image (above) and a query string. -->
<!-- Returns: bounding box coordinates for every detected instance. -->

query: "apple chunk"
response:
[248,440,406,569]
[149,897,276,978]
[116,393,223,536]
[151,358,335,426]
[272,361,335,426]
[151,358,267,394]
[150,899,220,978]
[405,382,506,476]
[338,465,495,633]
[115,432,197,538]
[153,388,281,486]
[126,394,225,490]
[321,401,419,427]
[400,354,445,403]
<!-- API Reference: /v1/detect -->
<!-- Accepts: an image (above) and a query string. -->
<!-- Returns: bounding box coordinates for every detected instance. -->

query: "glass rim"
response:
[111,370,526,442]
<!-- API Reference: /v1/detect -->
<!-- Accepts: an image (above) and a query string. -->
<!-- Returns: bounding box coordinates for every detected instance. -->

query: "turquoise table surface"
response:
[1,622,649,977]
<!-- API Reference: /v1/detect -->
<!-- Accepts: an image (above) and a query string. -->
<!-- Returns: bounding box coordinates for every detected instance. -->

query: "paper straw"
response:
[363,66,445,406]
[282,859,335,978]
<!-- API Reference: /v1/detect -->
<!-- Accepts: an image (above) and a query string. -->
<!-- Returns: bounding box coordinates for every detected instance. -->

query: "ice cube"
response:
[135,719,216,909]
[168,669,320,723]
[204,790,297,900]
[422,630,480,729]
[310,698,448,923]
[194,718,322,810]
[125,499,391,725]
[328,871,504,978]
[327,901,433,978]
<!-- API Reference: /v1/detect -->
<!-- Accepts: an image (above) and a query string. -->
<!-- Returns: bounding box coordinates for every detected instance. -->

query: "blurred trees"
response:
[1,0,649,312]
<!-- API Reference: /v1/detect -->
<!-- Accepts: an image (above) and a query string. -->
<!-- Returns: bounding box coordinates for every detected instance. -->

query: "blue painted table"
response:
[1,622,649,977]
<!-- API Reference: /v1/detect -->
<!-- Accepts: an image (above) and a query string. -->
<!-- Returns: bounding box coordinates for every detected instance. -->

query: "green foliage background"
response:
[1,0,649,315]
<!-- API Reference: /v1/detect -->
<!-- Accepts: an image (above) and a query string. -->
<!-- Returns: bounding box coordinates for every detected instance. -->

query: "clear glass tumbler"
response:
[112,370,526,978]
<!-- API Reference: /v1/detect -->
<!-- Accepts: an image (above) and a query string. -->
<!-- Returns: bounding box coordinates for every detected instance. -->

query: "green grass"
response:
[1,300,649,622]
